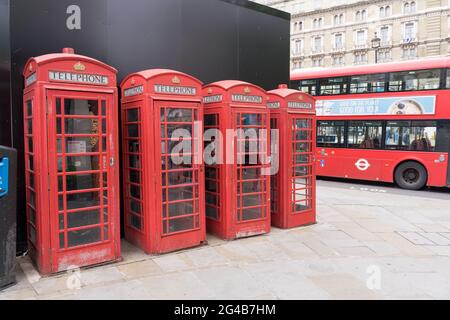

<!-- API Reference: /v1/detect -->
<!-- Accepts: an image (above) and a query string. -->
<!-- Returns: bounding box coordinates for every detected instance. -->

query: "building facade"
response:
[254,0,450,71]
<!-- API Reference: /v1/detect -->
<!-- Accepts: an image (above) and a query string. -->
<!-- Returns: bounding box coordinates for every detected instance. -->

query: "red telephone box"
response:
[120,69,206,254]
[202,81,271,240]
[267,85,316,229]
[22,48,121,274]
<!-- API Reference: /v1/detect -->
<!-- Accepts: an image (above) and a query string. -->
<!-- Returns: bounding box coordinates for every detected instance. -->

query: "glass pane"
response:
[27,100,33,117]
[163,186,194,202]
[68,227,101,247]
[130,184,141,199]
[28,138,33,153]
[164,108,193,122]
[130,199,141,214]
[240,181,263,193]
[67,192,100,210]
[293,201,311,212]
[293,166,312,177]
[127,124,139,138]
[240,114,263,126]
[129,155,140,169]
[167,124,192,139]
[204,114,218,126]
[66,156,100,172]
[128,140,140,153]
[66,137,99,153]
[242,207,263,221]
[168,201,194,217]
[240,168,261,180]
[64,99,99,116]
[27,120,33,135]
[67,209,100,228]
[206,193,217,205]
[167,216,194,233]
[317,121,345,147]
[241,194,264,207]
[130,215,141,230]
[166,171,193,186]
[65,118,100,135]
[66,173,100,191]
[206,206,218,219]
[129,170,140,183]
[127,109,139,122]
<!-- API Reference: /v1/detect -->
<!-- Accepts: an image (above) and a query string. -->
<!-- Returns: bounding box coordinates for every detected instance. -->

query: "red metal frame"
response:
[121,69,206,254]
[202,81,271,240]
[291,59,450,188]
[268,87,316,229]
[22,49,120,274]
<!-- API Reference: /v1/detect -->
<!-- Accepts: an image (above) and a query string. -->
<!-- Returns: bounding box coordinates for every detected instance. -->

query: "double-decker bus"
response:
[291,58,450,190]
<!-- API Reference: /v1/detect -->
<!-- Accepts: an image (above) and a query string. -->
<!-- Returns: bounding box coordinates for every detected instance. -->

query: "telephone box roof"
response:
[205,80,265,92]
[23,51,117,75]
[121,69,203,86]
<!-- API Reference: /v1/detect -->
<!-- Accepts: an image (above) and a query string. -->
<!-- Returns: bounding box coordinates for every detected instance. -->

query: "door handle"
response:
[110,157,115,167]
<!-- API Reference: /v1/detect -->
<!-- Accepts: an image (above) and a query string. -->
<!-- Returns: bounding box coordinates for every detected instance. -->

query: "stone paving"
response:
[1,180,450,300]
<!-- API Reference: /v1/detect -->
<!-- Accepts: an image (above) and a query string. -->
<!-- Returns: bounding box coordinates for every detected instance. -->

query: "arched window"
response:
[411,1,416,12]
[318,18,323,27]
[386,6,391,16]
[340,14,344,24]
[404,2,410,14]
[362,10,367,20]
[299,21,303,30]
[356,11,361,21]
[380,7,385,18]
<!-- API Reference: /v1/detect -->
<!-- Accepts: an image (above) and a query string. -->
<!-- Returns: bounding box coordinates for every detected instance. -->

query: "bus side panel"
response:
[317,148,448,187]
[388,153,448,187]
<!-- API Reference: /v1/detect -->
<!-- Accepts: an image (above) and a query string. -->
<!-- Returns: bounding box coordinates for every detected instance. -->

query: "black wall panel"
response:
[5,0,290,251]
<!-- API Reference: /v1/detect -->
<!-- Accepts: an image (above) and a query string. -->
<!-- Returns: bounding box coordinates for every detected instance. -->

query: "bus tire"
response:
[394,161,428,190]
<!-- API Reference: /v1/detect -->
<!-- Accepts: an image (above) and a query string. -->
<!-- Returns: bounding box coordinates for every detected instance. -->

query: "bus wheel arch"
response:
[394,160,428,190]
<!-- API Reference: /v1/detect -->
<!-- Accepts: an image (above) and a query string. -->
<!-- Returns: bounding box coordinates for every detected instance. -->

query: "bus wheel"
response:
[395,162,427,190]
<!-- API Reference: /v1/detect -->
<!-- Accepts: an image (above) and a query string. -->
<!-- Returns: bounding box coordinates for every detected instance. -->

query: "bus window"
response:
[297,79,317,96]
[386,120,437,151]
[350,74,386,94]
[389,69,441,92]
[319,77,348,95]
[347,121,382,149]
[317,121,345,147]
[446,69,450,89]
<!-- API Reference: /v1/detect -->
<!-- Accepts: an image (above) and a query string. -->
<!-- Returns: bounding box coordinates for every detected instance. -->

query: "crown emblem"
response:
[207,88,213,94]
[298,95,304,101]
[73,62,86,71]
[131,78,136,85]
[172,76,181,84]
[244,87,251,94]
[29,64,33,72]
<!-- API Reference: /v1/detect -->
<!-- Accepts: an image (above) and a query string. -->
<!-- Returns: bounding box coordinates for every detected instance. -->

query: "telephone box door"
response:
[155,101,204,241]
[47,90,118,271]
[289,114,316,225]
[234,110,270,226]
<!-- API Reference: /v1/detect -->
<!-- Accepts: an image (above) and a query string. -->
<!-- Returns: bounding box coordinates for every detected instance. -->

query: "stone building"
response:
[253,0,450,71]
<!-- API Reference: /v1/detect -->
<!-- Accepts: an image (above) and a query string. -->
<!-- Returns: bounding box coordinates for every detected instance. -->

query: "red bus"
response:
[291,58,450,190]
